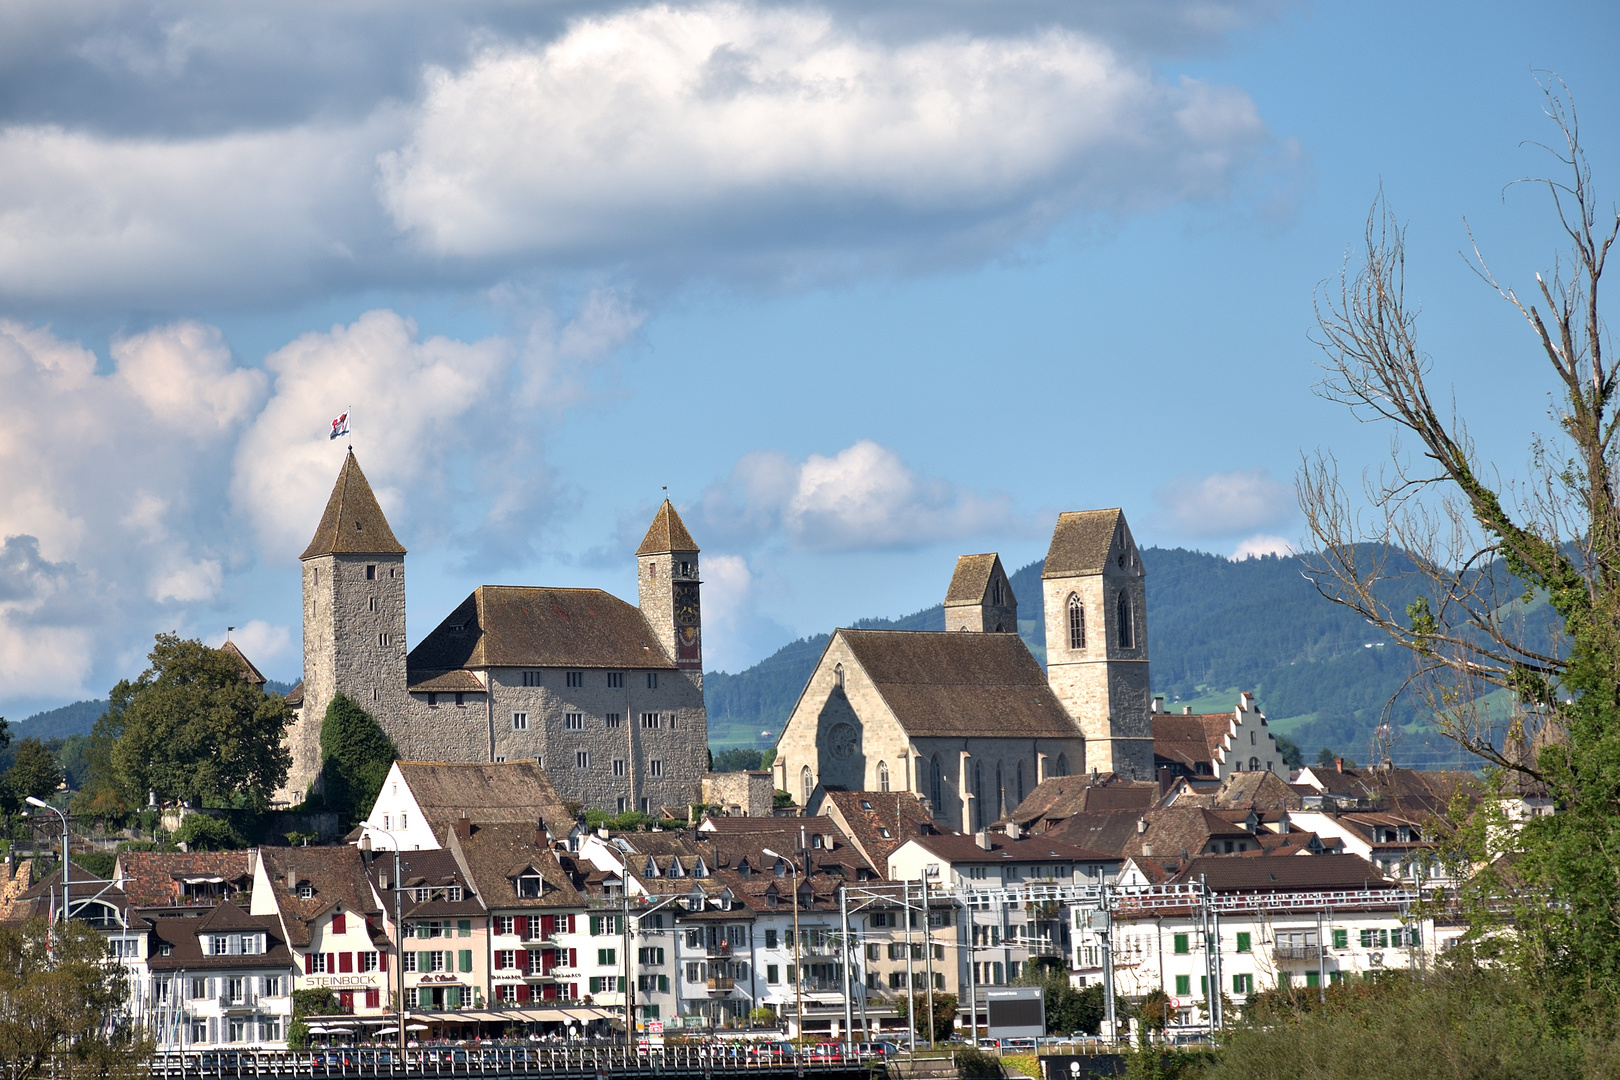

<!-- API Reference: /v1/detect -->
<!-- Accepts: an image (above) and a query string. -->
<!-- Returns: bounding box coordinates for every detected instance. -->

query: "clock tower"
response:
[636,499,703,687]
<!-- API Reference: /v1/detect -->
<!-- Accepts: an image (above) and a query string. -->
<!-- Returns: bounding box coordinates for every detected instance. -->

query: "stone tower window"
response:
[801,766,813,806]
[991,579,1003,606]
[1068,594,1085,650]
[1116,591,1134,649]
[1016,761,1025,805]
[1055,753,1069,777]
[366,564,376,580]
[972,760,984,831]
[995,760,1005,821]
[834,663,845,689]
[1249,757,1260,771]
[878,761,890,792]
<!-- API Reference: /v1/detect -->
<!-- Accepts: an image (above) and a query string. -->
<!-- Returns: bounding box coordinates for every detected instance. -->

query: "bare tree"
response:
[1299,78,1619,777]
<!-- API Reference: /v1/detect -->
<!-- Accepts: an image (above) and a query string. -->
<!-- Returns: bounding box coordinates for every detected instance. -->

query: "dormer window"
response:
[692,859,708,878]
[667,860,684,878]
[644,859,659,878]
[298,884,313,899]
[516,873,543,898]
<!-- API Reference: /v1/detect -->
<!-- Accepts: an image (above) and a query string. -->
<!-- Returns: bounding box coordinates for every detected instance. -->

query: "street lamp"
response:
[26,797,68,923]
[762,848,803,1045]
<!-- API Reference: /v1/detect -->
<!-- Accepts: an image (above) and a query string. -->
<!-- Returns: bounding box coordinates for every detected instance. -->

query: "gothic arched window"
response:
[834,663,845,689]
[995,761,1005,821]
[1116,590,1134,649]
[878,761,890,792]
[930,756,944,815]
[1068,594,1085,650]
[973,760,985,831]
[801,766,813,806]
[1056,753,1070,777]
[992,579,1003,606]
[1016,761,1026,806]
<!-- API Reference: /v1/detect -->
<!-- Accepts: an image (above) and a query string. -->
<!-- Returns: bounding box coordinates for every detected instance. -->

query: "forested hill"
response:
[704,547,1479,769]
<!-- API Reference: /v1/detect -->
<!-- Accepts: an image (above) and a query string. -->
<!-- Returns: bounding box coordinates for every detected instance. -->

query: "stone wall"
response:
[701,771,776,817]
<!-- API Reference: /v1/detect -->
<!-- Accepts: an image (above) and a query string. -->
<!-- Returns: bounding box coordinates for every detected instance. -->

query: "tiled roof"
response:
[636,501,699,555]
[407,587,673,673]
[285,681,304,707]
[820,791,937,868]
[148,908,292,972]
[1043,812,1150,856]
[405,669,485,692]
[1005,776,1158,830]
[1042,509,1123,578]
[257,846,382,948]
[839,629,1080,739]
[218,641,266,685]
[1152,714,1226,770]
[300,450,407,560]
[447,823,585,911]
[944,555,1002,606]
[115,851,253,908]
[396,760,574,840]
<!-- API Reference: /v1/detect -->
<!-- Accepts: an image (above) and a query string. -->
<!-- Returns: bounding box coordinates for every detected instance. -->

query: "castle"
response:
[280,451,709,812]
[771,508,1155,828]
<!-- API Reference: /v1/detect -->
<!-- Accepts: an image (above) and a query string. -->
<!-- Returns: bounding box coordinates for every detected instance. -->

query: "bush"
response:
[73,852,116,880]
[173,814,245,850]
[953,1048,1001,1080]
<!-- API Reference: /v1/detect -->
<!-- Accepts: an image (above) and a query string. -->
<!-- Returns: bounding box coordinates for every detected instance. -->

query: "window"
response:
[567,671,583,688]
[1332,929,1348,950]
[361,952,379,972]
[298,884,314,899]
[649,759,664,778]
[765,929,778,948]
[1233,973,1253,994]
[802,765,814,805]
[523,671,542,687]
[427,693,438,708]
[565,713,584,731]
[647,673,658,689]
[369,596,379,612]
[878,761,890,792]
[598,948,617,966]
[606,713,622,729]
[668,714,678,730]
[1235,932,1251,953]
[930,756,943,812]
[513,712,529,731]
[992,578,1003,605]
[366,565,376,580]
[497,916,515,935]
[612,758,626,777]
[517,874,542,898]
[766,964,779,984]
[1067,594,1085,649]
[263,976,283,997]
[454,692,465,707]
[1173,934,1190,955]
[1017,760,1026,805]
[1249,757,1260,771]
[576,751,590,768]
[378,632,392,647]
[1116,590,1134,648]
[608,672,624,688]
[1055,753,1069,777]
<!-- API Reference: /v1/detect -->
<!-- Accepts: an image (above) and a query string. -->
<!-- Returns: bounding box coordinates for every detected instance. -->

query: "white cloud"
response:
[381,3,1270,274]
[1232,534,1293,560]
[1154,467,1294,537]
[700,439,1012,551]
[112,322,268,437]
[208,619,292,668]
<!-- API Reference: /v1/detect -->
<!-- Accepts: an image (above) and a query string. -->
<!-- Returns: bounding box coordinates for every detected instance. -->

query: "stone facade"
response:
[700,771,776,817]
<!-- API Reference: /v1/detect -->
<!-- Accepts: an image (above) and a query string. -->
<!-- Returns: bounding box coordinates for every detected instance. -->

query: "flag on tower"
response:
[329,411,350,440]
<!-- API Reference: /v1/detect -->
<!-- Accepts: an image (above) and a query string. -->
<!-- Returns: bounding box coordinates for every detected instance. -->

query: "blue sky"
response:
[0,0,1614,717]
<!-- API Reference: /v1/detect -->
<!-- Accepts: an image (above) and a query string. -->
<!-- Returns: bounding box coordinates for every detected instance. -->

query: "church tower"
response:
[282,450,409,803]
[1042,509,1154,779]
[943,553,1018,632]
[636,500,702,687]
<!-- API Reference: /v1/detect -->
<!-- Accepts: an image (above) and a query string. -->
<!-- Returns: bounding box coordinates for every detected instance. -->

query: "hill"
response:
[12,679,298,742]
[704,548,1489,769]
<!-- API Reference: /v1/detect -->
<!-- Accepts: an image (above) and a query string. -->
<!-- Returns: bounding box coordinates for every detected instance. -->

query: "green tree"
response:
[1299,82,1620,1011]
[1014,964,1104,1035]
[5,738,63,802]
[173,813,246,851]
[1314,747,1354,770]
[896,992,956,1043]
[317,694,397,824]
[0,917,150,1080]
[103,634,293,811]
[1274,735,1306,770]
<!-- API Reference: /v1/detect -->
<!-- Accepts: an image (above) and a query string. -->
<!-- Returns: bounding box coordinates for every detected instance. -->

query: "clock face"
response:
[673,583,700,626]
[828,722,859,759]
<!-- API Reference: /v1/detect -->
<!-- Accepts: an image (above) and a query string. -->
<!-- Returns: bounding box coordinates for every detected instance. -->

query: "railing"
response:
[1271,945,1319,962]
[706,976,735,992]
[142,1044,877,1076]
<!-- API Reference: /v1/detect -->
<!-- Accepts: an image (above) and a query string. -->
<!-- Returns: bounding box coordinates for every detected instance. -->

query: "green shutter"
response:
[1333,929,1348,950]
[1360,929,1372,948]
[1235,932,1251,953]
[447,986,461,1009]
[458,920,471,938]
[617,976,625,992]
[590,916,601,936]
[1200,976,1207,995]
[1175,975,1190,996]
[1305,971,1320,987]
[417,951,428,970]
[659,975,669,992]
[459,950,472,972]
[1173,933,1189,955]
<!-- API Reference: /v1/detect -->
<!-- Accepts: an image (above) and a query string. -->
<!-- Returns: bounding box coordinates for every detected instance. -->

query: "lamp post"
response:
[368,827,411,1052]
[762,848,803,1045]
[26,797,67,922]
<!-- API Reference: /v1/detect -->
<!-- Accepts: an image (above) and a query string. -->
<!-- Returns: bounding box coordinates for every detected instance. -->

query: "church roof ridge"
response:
[636,500,699,555]
[300,450,407,560]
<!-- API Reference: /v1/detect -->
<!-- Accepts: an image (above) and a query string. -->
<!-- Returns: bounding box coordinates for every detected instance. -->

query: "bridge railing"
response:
[141,1044,871,1077]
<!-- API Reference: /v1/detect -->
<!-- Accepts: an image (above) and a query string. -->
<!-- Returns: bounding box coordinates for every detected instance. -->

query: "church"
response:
[771,508,1155,830]
[279,451,710,814]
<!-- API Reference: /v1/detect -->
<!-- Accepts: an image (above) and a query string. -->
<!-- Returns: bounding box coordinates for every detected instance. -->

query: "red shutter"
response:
[327,953,335,974]
[567,914,576,933]
[541,914,554,937]
[339,952,353,973]
[515,915,530,939]
[378,950,388,973]
[569,982,579,1000]
[366,989,380,1009]
[333,913,347,934]
[516,983,530,1003]
[304,953,313,975]
[569,948,577,968]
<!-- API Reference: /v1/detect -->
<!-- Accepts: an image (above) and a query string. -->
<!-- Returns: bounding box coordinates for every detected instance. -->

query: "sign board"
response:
[985,987,1045,1040]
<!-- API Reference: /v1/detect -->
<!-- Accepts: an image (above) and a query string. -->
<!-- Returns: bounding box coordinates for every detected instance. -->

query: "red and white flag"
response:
[329,411,350,440]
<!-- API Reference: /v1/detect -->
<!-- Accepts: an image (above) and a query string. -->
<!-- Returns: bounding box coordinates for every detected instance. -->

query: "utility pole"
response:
[623,892,634,1046]
[839,887,853,1052]
[762,847,803,1043]
[395,848,407,1051]
[964,890,978,1048]
[902,882,916,1056]
[1316,909,1327,1004]
[921,878,936,1048]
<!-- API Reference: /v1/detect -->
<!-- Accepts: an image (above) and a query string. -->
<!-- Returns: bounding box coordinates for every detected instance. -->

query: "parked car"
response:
[809,1043,844,1061]
[855,1042,899,1059]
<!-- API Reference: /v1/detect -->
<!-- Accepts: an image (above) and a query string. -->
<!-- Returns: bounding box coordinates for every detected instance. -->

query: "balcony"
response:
[704,943,736,959]
[706,976,735,993]
[1272,944,1320,963]
[1019,939,1063,957]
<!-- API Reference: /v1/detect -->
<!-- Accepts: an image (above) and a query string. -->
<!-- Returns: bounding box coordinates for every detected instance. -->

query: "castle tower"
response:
[636,500,702,687]
[1042,509,1153,779]
[282,450,409,803]
[943,553,1018,632]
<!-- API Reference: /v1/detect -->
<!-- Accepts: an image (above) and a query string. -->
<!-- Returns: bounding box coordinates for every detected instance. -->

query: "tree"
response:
[1315,747,1355,770]
[1275,735,1306,770]
[1014,964,1104,1034]
[103,633,293,811]
[1135,989,1173,1041]
[173,813,246,851]
[5,738,63,802]
[896,992,956,1043]
[317,693,397,824]
[1298,80,1620,1009]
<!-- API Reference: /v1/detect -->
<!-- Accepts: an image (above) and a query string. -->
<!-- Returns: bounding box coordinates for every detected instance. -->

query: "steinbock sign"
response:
[985,987,1045,1040]
[303,976,381,989]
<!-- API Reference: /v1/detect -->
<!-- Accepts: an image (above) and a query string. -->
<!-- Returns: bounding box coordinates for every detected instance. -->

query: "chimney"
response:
[1152,696,1163,714]
[1137,816,1148,834]
[286,869,297,889]
[453,817,472,840]
[974,829,992,851]
[1335,757,1344,773]
[1183,705,1192,715]
[1004,821,1021,840]
[359,834,372,852]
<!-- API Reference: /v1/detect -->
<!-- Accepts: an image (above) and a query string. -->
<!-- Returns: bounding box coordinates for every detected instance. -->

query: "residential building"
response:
[145,903,295,1051]
[1151,693,1286,781]
[250,847,391,1017]
[360,760,575,853]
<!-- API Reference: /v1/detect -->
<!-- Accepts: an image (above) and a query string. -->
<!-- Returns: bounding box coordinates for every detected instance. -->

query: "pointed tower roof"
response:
[217,640,266,685]
[944,553,1007,607]
[636,499,699,555]
[1042,508,1125,578]
[300,450,407,560]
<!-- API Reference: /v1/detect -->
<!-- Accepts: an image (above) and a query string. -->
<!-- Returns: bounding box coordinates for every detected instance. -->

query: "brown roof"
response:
[447,823,585,911]
[839,629,1080,739]
[300,450,407,560]
[1043,811,1151,856]
[115,851,253,908]
[820,791,938,868]
[257,846,382,948]
[285,680,304,707]
[904,833,1119,865]
[1153,714,1227,770]
[218,641,266,685]
[408,586,672,672]
[406,669,486,692]
[1168,771,1302,812]
[645,820,873,878]
[636,500,699,555]
[396,760,575,839]
[944,554,1003,606]
[148,907,293,972]
[1006,776,1159,831]
[1042,509,1124,578]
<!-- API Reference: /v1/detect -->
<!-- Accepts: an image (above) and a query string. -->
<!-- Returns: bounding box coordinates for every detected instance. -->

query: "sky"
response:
[0,0,1615,718]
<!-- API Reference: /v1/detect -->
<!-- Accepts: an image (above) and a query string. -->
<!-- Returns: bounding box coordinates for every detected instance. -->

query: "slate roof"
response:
[838,629,1081,739]
[284,681,304,707]
[408,586,673,673]
[218,641,266,685]
[820,791,937,869]
[1042,509,1124,578]
[115,851,253,908]
[1005,776,1159,831]
[944,555,1003,606]
[147,908,293,972]
[1169,853,1395,892]
[257,846,382,948]
[636,500,699,555]
[300,450,407,560]
[395,760,575,840]
[446,823,585,911]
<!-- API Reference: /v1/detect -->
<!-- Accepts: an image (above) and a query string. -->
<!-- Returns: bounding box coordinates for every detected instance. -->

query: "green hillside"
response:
[704,548,1495,769]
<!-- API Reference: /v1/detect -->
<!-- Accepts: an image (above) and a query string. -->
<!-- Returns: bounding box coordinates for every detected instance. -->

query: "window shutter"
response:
[542,915,555,937]
[516,983,530,1003]
[458,920,471,938]
[379,950,388,972]
[1333,929,1347,950]
[590,915,601,936]
[1175,975,1189,996]
[460,950,473,973]
[659,975,669,992]
[339,952,353,973]
[303,953,313,975]
[567,914,576,933]
[569,948,578,967]
[418,951,429,971]
[332,913,346,934]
